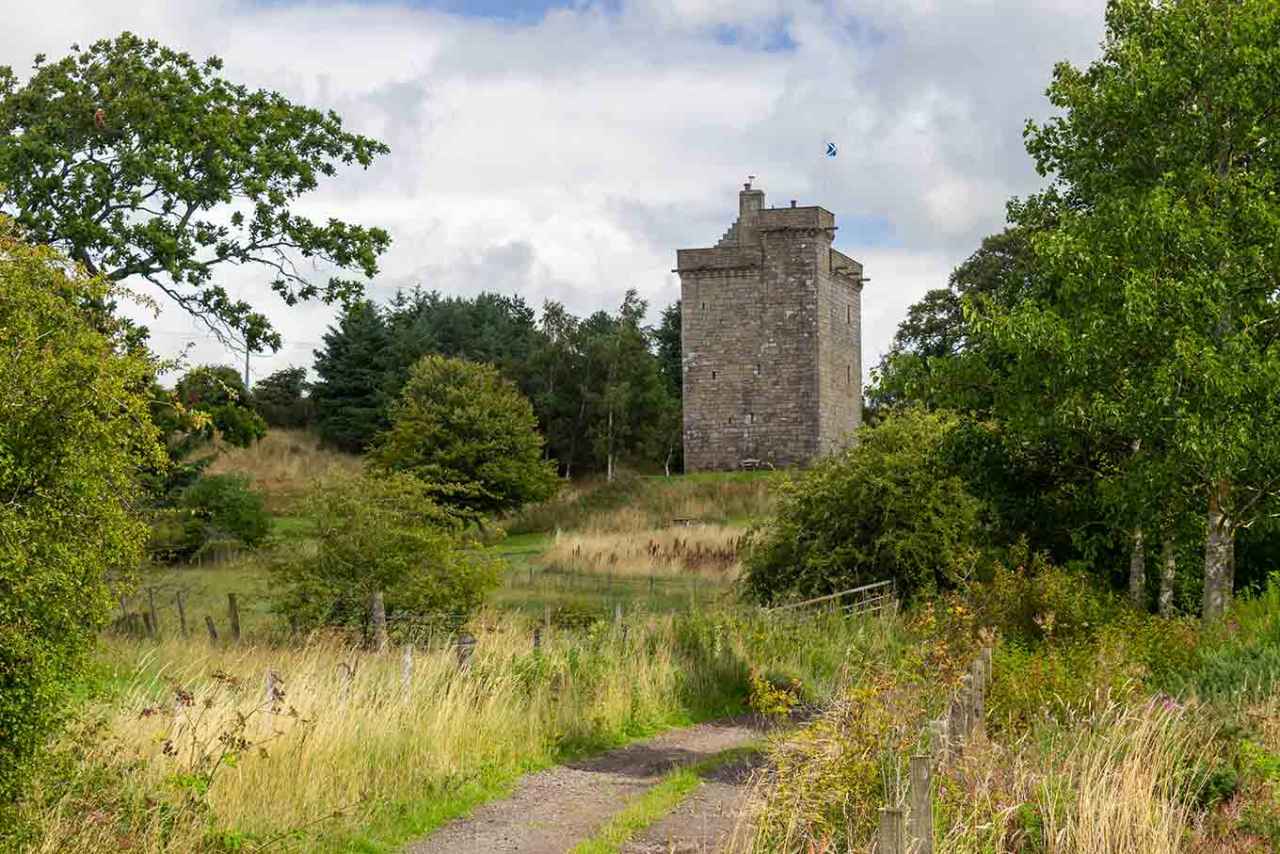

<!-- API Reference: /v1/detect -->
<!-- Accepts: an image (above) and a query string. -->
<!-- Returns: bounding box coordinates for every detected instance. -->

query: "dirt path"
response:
[620,750,764,854]
[404,717,763,854]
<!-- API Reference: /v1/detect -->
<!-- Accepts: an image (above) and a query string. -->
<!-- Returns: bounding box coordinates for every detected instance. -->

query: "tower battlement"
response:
[676,182,866,471]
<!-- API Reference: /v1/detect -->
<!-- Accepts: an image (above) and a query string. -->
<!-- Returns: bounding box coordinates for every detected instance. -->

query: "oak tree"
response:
[0,33,390,351]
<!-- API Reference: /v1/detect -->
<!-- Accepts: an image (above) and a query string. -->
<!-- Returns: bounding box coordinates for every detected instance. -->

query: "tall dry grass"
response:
[23,606,895,852]
[505,471,777,535]
[933,697,1220,853]
[205,429,362,512]
[541,525,745,578]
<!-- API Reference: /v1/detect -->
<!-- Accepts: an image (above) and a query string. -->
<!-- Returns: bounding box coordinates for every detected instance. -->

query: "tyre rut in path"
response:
[404,717,764,854]
[620,749,764,854]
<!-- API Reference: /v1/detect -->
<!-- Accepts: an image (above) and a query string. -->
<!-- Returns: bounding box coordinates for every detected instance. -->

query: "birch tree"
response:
[987,0,1280,620]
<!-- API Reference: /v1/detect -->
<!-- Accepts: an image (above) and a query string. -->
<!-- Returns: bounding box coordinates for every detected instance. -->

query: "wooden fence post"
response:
[147,587,160,637]
[263,669,280,707]
[370,590,388,652]
[928,718,949,764]
[205,615,219,642]
[533,626,542,652]
[142,610,155,639]
[401,644,413,694]
[339,661,355,702]
[455,632,476,671]
[970,660,986,736]
[227,593,241,642]
[877,806,905,854]
[909,755,933,854]
[982,646,993,688]
[176,591,188,638]
[948,692,966,751]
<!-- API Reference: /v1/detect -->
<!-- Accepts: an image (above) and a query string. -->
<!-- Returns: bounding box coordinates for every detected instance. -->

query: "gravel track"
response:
[404,717,763,854]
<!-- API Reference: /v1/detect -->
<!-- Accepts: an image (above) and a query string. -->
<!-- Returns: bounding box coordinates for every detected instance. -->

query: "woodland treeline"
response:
[276,288,685,477]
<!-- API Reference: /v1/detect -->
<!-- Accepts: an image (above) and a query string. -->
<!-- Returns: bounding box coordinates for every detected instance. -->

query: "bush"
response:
[148,474,270,562]
[0,220,164,810]
[742,407,985,604]
[273,472,502,636]
[1159,575,1280,704]
[961,542,1127,645]
[370,354,559,519]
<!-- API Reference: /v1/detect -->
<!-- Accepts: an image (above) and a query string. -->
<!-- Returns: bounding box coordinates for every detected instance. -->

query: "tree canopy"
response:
[274,472,501,635]
[0,33,390,351]
[310,288,682,476]
[370,355,559,518]
[174,364,267,447]
[251,366,311,429]
[871,0,1280,621]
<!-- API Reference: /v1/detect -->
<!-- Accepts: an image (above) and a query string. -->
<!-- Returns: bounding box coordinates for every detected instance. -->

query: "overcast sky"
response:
[4,0,1107,384]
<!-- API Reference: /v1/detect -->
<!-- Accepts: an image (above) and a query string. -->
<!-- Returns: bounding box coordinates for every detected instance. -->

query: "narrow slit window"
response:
[753,363,761,377]
[701,302,707,311]
[747,412,755,425]
[847,305,852,324]
[846,365,851,385]
[712,370,717,380]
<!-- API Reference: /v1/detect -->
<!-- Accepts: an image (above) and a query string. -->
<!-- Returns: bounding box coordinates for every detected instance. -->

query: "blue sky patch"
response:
[713,17,797,52]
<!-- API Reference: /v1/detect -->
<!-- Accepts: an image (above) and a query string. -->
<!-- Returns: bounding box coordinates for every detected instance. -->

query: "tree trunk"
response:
[1128,526,1146,608]
[370,590,388,652]
[1202,480,1234,621]
[606,407,615,483]
[1159,533,1176,617]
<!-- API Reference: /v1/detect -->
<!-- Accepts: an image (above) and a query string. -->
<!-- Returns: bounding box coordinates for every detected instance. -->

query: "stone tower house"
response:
[676,182,866,471]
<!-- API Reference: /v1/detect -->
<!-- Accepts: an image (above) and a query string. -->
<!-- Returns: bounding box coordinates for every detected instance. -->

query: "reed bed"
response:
[541,525,745,578]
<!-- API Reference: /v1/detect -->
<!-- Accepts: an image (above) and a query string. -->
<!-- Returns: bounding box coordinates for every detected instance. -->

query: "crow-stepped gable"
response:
[676,181,866,471]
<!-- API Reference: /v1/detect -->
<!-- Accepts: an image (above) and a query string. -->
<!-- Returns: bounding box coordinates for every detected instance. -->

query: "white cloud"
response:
[0,0,1107,383]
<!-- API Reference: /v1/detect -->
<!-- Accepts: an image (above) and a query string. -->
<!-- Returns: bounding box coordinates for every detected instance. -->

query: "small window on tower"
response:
[701,302,707,311]
[847,305,852,324]
[753,363,761,377]
[747,412,755,425]
[712,370,717,380]
[846,365,851,385]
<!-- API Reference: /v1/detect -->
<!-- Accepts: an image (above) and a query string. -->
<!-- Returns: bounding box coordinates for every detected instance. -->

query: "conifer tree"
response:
[311,300,391,453]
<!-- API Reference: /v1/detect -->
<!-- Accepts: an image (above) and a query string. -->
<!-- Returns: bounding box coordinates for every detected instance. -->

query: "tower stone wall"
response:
[676,183,865,472]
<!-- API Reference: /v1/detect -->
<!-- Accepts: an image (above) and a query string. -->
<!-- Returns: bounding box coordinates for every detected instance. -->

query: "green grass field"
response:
[124,470,773,643]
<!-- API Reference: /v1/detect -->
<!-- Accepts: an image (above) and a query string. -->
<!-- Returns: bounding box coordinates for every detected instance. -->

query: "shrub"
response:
[273,472,502,636]
[1160,575,1280,704]
[370,354,559,519]
[741,407,985,604]
[962,542,1127,645]
[0,219,164,811]
[148,474,270,562]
